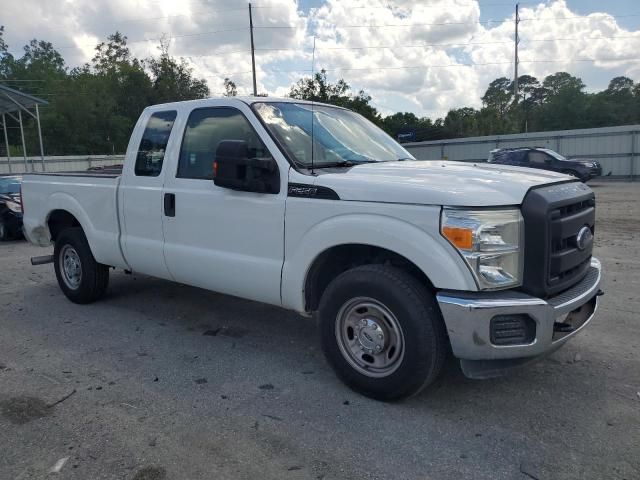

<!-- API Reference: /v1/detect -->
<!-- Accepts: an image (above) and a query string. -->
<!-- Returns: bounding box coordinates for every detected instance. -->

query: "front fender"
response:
[281,212,477,312]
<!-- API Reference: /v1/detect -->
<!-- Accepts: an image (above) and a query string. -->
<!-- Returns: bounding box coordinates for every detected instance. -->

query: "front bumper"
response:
[436,258,602,378]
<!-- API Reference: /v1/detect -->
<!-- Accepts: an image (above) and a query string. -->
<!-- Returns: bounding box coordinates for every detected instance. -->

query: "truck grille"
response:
[521,182,595,298]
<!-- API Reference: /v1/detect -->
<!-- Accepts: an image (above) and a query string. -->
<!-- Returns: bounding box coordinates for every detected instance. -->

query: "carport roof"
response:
[0,84,48,115]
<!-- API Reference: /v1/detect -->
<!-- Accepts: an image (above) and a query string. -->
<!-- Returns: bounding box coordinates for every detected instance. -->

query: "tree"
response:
[288,69,380,124]
[223,77,237,97]
[533,73,589,131]
[147,37,209,103]
[443,107,479,138]
[541,72,585,97]
[481,77,513,116]
[92,32,137,74]
[605,76,634,95]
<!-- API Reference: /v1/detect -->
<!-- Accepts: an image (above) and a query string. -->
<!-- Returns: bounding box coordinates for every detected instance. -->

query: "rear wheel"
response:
[54,228,109,304]
[319,265,447,401]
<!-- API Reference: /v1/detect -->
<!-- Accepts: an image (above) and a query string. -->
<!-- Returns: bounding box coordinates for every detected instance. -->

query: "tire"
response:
[0,219,8,241]
[318,264,448,401]
[53,227,109,304]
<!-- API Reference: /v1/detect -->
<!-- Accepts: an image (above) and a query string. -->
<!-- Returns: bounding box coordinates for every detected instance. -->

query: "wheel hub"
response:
[335,297,405,378]
[355,318,385,353]
[60,245,82,290]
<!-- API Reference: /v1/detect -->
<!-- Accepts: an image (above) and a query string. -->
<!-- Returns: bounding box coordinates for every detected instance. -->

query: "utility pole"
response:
[249,3,257,96]
[514,3,520,103]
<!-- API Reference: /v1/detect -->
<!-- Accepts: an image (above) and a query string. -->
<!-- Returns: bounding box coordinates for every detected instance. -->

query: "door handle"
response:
[164,193,175,217]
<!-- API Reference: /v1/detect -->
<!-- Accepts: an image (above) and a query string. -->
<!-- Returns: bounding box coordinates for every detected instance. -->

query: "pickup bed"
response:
[22,97,603,400]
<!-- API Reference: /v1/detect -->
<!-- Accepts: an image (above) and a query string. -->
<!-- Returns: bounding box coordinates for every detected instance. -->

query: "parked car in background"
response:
[0,175,23,240]
[488,147,603,182]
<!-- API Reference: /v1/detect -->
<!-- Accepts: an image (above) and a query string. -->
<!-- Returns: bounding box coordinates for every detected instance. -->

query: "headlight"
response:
[5,201,22,213]
[441,208,524,290]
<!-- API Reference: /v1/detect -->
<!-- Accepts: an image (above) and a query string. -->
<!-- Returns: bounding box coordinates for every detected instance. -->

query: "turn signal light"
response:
[442,226,473,250]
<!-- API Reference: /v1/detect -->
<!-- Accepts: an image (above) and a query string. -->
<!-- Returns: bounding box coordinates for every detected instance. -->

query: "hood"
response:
[314,160,572,206]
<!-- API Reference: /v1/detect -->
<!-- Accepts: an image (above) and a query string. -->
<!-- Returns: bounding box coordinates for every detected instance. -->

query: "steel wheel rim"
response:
[60,245,82,290]
[335,297,405,378]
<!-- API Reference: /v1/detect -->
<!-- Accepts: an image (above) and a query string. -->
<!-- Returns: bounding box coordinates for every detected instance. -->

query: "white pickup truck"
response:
[22,97,603,400]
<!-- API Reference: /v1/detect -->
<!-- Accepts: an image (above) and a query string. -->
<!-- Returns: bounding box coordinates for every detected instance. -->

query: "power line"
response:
[253,12,640,29]
[8,11,640,52]
[24,27,249,51]
[195,55,640,78]
[251,34,640,54]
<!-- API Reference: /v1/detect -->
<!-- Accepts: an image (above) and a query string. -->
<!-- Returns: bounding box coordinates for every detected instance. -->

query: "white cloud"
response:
[2,0,640,117]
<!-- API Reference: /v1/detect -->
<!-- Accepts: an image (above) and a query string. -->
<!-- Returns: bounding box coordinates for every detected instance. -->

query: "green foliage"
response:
[0,28,209,155]
[223,78,237,97]
[288,69,382,124]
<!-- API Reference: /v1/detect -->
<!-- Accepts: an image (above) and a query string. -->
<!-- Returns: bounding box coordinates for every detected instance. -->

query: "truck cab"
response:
[21,97,603,400]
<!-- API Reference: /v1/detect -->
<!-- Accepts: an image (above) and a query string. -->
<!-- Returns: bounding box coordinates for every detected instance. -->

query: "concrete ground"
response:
[1,181,639,480]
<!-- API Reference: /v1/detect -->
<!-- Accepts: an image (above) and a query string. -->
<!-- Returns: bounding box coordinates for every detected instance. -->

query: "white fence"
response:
[403,124,640,179]
[0,155,124,175]
[3,125,640,179]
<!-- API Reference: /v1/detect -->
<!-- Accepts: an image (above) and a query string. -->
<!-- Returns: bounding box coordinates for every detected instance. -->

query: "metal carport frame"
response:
[0,84,49,173]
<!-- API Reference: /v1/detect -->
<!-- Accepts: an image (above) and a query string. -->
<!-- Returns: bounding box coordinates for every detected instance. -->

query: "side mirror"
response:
[214,140,280,194]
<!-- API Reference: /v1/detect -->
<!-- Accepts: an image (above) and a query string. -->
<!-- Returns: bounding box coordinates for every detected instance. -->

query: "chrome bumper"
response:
[436,258,602,378]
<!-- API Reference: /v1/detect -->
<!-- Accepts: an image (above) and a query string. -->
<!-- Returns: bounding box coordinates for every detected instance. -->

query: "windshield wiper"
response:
[314,159,377,168]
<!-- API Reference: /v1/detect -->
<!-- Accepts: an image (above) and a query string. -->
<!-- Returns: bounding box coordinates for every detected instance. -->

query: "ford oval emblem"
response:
[576,226,593,251]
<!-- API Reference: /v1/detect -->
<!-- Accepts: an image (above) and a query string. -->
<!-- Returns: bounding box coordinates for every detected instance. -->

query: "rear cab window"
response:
[135,111,178,177]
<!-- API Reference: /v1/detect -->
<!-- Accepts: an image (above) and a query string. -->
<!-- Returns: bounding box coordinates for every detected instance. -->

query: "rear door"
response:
[160,104,287,306]
[119,110,178,279]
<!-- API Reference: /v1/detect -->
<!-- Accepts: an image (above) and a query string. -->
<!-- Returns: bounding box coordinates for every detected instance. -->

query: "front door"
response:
[161,105,286,306]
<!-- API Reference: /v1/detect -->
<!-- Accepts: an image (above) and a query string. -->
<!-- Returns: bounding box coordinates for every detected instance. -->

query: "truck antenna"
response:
[310,36,316,175]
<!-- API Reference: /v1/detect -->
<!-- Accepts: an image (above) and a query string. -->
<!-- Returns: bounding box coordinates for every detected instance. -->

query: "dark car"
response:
[488,147,603,182]
[0,175,23,241]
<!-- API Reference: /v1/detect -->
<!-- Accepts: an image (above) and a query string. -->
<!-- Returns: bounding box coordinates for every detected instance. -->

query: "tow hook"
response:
[596,289,605,297]
[554,322,575,333]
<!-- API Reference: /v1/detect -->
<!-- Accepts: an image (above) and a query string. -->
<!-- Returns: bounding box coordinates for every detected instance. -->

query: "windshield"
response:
[253,102,414,167]
[0,177,21,194]
[540,149,567,161]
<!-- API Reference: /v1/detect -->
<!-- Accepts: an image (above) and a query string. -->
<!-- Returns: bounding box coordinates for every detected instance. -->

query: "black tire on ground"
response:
[318,264,448,401]
[0,219,8,241]
[53,227,109,304]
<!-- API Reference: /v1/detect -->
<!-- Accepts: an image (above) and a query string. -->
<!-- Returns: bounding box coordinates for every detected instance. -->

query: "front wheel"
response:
[319,265,448,401]
[54,227,109,304]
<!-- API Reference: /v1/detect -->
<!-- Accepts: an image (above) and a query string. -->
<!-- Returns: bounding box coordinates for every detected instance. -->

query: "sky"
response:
[2,0,640,118]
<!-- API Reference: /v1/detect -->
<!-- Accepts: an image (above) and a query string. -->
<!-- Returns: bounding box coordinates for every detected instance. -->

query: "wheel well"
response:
[48,210,81,242]
[304,244,435,312]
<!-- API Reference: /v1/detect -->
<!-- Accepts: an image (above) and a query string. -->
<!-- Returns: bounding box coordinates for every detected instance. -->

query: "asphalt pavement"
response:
[1,181,639,480]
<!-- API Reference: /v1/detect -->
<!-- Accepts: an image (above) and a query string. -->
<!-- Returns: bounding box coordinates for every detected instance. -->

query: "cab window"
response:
[177,107,272,180]
[134,111,177,177]
[528,151,549,165]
